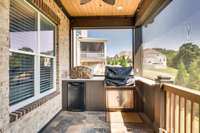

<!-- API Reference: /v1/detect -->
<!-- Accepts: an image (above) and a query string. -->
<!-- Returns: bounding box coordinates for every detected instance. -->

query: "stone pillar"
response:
[0,0,10,132]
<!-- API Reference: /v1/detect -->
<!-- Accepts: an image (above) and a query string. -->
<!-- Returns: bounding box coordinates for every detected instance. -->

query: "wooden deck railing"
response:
[135,78,200,133]
[163,84,200,133]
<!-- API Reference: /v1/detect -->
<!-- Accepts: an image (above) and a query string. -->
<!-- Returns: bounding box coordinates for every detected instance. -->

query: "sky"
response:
[88,29,132,57]
[10,31,54,53]
[143,0,200,51]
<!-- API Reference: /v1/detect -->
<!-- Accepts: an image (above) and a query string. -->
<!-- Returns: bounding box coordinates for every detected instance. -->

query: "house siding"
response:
[0,0,70,132]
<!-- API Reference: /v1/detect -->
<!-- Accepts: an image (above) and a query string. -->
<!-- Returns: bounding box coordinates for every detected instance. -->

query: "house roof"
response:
[115,51,132,59]
[143,48,166,58]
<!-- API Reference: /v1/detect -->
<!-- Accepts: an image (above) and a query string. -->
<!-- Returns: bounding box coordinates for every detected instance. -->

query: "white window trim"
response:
[9,0,57,112]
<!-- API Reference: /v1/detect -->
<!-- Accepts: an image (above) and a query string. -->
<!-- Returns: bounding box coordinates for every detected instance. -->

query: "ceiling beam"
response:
[54,0,71,18]
[70,16,135,28]
[134,0,172,27]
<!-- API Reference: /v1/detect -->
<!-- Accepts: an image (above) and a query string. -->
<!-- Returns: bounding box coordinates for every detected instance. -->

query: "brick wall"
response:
[0,0,10,132]
[9,94,62,133]
[0,0,70,132]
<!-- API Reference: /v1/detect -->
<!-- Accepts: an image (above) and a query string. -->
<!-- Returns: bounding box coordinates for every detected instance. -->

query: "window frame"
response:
[9,0,57,112]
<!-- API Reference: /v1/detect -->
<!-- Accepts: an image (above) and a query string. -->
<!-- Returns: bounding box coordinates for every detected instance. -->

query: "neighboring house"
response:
[143,49,167,69]
[78,37,107,75]
[73,30,107,75]
[115,51,132,59]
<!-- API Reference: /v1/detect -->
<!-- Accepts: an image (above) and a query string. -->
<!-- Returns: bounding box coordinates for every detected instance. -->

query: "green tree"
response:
[187,60,200,90]
[119,56,129,67]
[175,61,189,87]
[107,58,111,65]
[19,47,34,52]
[173,43,200,71]
[107,56,131,67]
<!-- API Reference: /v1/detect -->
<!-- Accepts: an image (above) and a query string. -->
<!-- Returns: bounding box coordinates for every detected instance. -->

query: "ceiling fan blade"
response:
[80,0,92,5]
[103,0,115,5]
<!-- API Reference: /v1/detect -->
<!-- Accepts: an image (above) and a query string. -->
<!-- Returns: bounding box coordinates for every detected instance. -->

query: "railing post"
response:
[156,75,173,132]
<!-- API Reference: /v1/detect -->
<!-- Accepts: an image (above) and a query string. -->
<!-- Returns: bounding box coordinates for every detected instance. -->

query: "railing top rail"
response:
[163,83,200,103]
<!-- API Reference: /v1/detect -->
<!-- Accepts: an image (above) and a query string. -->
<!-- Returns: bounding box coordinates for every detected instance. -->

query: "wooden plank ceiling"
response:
[60,0,141,17]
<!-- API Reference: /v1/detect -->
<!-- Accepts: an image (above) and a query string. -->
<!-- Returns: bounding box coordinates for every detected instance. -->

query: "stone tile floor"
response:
[40,111,154,133]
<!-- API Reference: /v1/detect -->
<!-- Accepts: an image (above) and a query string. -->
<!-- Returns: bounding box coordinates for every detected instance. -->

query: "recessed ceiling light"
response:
[117,6,123,10]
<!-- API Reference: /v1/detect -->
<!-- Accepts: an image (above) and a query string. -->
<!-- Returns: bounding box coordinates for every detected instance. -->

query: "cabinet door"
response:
[86,81,105,111]
[106,90,134,109]
[67,82,85,110]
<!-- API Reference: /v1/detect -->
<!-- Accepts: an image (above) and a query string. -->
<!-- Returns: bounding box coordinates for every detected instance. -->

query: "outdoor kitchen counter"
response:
[62,76,152,81]
[62,77,105,81]
[62,76,152,111]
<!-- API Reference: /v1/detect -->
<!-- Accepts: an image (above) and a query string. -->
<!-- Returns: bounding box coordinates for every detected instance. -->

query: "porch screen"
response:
[141,0,200,92]
[73,29,133,75]
[9,0,56,107]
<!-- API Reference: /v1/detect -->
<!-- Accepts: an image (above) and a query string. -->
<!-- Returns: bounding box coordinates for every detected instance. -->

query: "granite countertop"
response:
[62,76,156,85]
[62,77,105,81]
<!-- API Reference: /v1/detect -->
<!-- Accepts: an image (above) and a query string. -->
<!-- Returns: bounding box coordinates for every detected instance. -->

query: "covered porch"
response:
[0,0,200,133]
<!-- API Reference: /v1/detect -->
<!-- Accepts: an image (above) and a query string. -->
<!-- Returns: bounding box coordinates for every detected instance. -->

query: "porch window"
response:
[73,29,133,75]
[9,0,56,109]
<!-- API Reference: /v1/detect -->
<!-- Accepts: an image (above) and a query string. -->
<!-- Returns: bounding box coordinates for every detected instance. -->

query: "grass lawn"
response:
[143,67,178,80]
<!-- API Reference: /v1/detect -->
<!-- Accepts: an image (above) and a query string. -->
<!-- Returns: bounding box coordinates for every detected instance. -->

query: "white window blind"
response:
[9,53,35,105]
[40,57,54,93]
